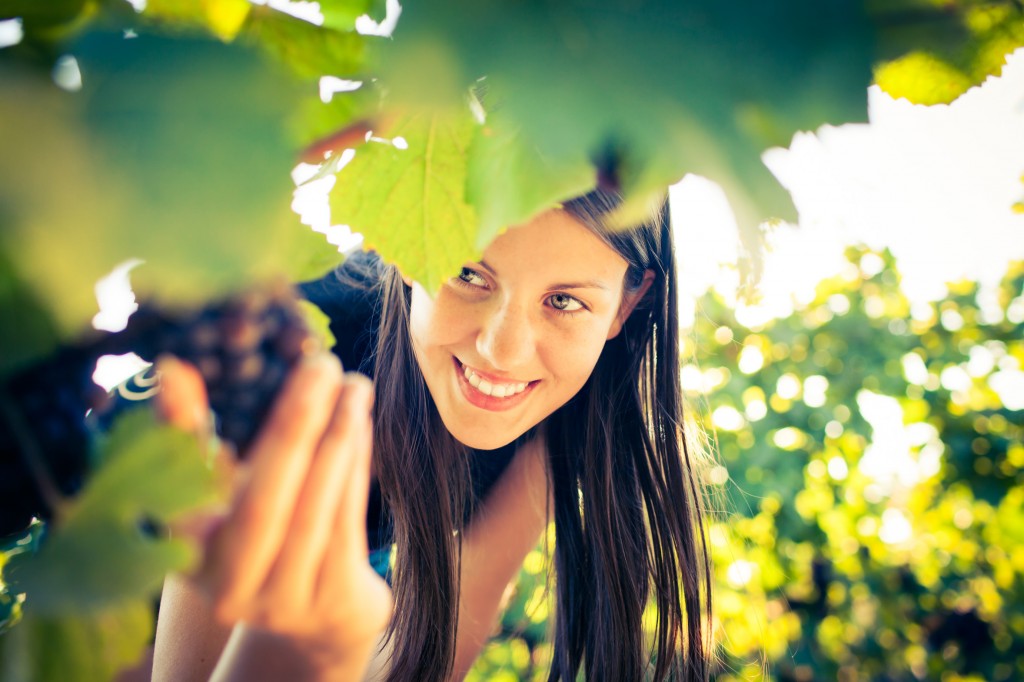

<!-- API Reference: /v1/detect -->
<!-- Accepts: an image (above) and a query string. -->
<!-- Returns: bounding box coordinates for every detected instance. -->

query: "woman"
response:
[149,190,712,681]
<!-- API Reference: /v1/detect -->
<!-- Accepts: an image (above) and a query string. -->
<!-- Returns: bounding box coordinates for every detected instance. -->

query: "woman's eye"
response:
[456,268,487,287]
[548,293,584,313]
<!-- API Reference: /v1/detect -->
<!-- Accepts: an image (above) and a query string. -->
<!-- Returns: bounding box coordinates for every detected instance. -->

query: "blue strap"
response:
[368,546,394,584]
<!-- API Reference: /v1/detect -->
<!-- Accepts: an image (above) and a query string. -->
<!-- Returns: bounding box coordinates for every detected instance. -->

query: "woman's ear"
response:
[607,269,655,339]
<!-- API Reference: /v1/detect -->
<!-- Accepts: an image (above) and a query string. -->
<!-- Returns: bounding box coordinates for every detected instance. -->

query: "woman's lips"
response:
[452,357,537,412]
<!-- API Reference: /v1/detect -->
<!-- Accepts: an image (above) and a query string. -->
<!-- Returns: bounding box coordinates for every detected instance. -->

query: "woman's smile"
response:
[452,356,539,412]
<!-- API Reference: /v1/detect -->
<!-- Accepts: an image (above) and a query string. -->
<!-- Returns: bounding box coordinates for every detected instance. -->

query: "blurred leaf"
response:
[466,110,595,251]
[0,0,87,28]
[329,108,479,293]
[383,0,876,234]
[319,0,384,31]
[242,5,370,80]
[0,247,60,377]
[6,408,221,613]
[298,298,338,351]
[0,31,334,342]
[204,0,251,41]
[289,82,381,151]
[872,0,1024,103]
[0,601,152,682]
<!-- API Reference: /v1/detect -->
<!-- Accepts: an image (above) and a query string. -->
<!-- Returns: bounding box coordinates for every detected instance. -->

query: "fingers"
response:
[200,352,344,617]
[319,376,375,594]
[263,373,374,611]
[154,355,209,434]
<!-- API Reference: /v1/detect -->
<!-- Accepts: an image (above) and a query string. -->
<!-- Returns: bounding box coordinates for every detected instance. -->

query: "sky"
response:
[671,47,1024,329]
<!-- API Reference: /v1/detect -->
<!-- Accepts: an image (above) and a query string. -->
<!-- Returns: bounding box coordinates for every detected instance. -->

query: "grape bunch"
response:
[0,283,314,538]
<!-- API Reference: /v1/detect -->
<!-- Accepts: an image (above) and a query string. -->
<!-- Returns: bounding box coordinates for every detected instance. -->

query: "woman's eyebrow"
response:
[477,259,612,291]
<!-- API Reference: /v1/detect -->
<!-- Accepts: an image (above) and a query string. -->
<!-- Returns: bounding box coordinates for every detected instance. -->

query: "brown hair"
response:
[370,189,712,681]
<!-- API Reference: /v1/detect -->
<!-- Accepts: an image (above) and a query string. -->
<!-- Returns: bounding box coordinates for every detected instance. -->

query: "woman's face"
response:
[407,209,647,450]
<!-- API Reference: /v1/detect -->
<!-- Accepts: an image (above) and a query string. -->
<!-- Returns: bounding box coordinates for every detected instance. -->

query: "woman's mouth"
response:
[453,357,538,411]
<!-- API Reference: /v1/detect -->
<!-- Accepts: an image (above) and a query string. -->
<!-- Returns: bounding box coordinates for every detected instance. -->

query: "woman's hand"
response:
[154,352,392,678]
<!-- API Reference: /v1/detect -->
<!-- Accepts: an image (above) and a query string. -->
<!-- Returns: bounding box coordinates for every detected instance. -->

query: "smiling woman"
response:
[407,209,652,450]
[148,189,711,682]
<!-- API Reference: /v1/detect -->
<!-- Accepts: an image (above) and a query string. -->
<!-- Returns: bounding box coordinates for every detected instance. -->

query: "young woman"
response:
[147,189,712,681]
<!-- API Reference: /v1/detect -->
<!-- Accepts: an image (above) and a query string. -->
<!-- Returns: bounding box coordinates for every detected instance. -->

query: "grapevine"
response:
[0,283,314,539]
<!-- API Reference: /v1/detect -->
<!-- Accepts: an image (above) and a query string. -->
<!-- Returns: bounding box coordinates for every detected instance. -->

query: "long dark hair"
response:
[370,190,712,681]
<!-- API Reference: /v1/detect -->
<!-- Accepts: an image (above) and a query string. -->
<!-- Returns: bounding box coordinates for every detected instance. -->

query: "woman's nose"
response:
[475,299,535,372]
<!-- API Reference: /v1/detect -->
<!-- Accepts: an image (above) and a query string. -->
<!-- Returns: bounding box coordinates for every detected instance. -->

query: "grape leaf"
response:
[871,0,1024,104]
[242,5,371,81]
[329,109,479,292]
[382,0,875,235]
[6,408,222,613]
[466,109,595,251]
[0,601,152,682]
[0,30,336,342]
[0,246,60,377]
[319,0,387,32]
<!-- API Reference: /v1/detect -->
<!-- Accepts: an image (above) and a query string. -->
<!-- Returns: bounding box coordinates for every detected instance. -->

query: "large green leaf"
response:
[329,109,479,292]
[380,0,875,234]
[0,247,60,376]
[465,109,595,251]
[872,0,1024,104]
[0,30,333,342]
[6,409,221,613]
[242,4,370,80]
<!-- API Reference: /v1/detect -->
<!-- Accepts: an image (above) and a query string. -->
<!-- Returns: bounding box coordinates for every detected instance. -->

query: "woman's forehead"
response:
[477,209,629,287]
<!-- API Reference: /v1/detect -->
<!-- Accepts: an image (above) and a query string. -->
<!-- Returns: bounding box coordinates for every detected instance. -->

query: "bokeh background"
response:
[463,52,1024,682]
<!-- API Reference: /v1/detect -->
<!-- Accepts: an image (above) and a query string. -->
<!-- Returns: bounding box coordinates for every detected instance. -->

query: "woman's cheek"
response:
[409,285,471,348]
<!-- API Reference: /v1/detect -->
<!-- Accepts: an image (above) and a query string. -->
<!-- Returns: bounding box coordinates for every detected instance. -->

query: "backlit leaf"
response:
[329,108,479,292]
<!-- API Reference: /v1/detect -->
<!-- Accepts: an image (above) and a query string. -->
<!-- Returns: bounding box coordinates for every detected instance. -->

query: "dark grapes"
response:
[0,283,314,538]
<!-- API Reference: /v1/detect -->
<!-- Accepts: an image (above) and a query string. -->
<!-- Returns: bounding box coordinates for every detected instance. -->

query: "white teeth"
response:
[460,362,528,399]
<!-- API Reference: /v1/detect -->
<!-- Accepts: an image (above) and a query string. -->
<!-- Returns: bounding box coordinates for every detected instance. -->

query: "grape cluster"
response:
[0,283,314,538]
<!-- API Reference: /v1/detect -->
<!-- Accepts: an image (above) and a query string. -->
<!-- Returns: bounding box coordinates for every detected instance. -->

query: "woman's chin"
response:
[448,425,520,452]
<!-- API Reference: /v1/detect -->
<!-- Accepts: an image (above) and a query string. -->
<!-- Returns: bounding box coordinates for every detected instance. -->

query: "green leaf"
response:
[383,0,875,233]
[288,83,381,151]
[0,30,334,341]
[298,299,338,352]
[0,602,153,682]
[243,5,369,80]
[329,109,479,293]
[319,0,381,31]
[7,409,222,614]
[872,0,1024,103]
[465,110,595,250]
[0,246,59,377]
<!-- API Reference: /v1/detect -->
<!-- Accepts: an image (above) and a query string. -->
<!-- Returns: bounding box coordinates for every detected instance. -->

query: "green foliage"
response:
[6,409,221,612]
[1,1,1022,679]
[330,109,481,293]
[1,602,153,682]
[873,0,1024,104]
[0,30,327,366]
[0,409,222,680]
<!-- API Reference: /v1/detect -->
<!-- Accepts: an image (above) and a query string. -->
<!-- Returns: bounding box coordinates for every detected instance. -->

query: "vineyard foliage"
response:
[0,0,1022,679]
